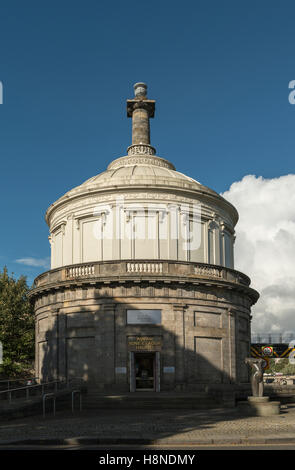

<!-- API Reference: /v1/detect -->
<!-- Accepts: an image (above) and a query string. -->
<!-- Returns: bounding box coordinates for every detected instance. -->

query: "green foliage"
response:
[267,358,295,375]
[0,267,34,377]
[280,362,295,375]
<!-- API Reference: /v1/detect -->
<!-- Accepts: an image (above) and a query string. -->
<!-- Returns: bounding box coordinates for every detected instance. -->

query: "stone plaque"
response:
[127,336,162,351]
[127,309,161,325]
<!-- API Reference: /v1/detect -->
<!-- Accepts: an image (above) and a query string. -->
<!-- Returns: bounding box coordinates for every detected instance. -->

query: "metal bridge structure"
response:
[251,333,295,370]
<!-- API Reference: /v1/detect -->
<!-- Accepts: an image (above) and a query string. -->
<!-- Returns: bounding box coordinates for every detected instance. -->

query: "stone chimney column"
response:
[127,83,156,156]
[132,105,150,145]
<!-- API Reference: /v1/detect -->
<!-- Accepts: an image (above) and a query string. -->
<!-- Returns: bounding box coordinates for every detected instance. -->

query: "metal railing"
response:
[0,377,39,391]
[43,393,56,418]
[71,389,82,413]
[0,379,67,404]
[0,377,84,418]
[252,333,295,344]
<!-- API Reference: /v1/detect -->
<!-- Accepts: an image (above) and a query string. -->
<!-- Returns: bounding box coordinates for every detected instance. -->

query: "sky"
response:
[0,1,294,335]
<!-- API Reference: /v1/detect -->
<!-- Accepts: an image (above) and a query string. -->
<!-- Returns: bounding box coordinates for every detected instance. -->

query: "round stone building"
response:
[30,83,259,394]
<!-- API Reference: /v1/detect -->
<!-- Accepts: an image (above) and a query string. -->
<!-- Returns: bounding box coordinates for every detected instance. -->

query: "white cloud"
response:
[15,257,50,269]
[222,174,295,337]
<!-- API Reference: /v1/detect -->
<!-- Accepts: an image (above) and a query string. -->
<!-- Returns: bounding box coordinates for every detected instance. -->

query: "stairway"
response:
[82,391,224,410]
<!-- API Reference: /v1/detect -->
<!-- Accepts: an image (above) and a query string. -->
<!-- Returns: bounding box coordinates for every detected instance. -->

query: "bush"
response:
[0,267,35,378]
[267,358,295,375]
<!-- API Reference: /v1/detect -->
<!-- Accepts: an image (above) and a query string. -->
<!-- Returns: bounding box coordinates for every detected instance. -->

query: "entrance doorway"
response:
[135,353,155,390]
[129,351,160,392]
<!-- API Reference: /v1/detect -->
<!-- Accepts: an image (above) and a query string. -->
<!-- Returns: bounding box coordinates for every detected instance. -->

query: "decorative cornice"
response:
[173,304,188,311]
[126,98,155,118]
[127,144,156,156]
[47,191,237,237]
[107,154,176,170]
[46,182,238,230]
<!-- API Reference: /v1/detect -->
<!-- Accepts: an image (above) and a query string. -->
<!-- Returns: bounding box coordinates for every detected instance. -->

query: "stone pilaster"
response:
[227,308,237,383]
[173,304,188,389]
[94,304,116,389]
[57,312,67,381]
[48,308,59,380]
[114,305,128,388]
[35,314,39,379]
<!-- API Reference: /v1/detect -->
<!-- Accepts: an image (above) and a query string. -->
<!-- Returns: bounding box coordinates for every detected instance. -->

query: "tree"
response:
[267,358,295,375]
[0,267,34,377]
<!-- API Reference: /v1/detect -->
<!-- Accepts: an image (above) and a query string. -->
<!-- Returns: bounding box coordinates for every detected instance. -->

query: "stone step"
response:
[83,403,221,410]
[82,392,222,410]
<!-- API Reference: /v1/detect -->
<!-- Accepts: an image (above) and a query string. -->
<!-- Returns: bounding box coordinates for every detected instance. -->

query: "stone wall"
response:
[31,268,254,392]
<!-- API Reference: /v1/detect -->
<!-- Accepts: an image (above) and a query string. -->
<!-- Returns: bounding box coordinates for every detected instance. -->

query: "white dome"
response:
[48,154,227,212]
[46,154,238,271]
[45,84,238,271]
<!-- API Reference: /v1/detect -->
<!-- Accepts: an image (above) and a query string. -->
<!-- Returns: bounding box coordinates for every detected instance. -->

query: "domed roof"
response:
[59,154,219,199]
[45,83,238,225]
[46,153,238,227]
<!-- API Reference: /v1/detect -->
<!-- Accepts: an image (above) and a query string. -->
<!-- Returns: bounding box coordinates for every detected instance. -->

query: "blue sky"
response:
[0,0,294,286]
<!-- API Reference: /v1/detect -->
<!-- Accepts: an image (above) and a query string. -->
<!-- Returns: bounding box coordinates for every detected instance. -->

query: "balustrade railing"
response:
[126,262,163,274]
[66,264,95,278]
[252,333,295,344]
[33,260,250,288]
[194,265,222,278]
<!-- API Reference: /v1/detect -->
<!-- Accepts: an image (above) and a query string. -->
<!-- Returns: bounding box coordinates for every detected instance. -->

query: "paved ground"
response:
[0,404,295,447]
[1,444,295,450]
